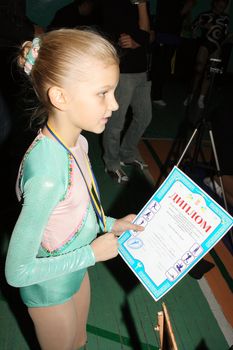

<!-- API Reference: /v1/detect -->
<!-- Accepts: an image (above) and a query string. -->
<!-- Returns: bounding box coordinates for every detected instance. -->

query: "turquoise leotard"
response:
[5,132,115,307]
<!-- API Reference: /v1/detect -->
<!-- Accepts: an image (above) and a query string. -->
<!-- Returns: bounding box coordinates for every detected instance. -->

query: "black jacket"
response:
[96,0,149,73]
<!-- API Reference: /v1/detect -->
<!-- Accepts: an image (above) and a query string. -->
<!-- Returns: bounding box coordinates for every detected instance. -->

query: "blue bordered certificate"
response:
[118,166,233,301]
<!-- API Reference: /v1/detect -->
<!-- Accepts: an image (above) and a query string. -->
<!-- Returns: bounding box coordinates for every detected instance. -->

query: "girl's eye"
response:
[99,91,108,97]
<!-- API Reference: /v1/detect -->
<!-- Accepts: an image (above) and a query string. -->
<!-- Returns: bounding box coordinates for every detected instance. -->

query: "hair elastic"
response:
[24,37,41,75]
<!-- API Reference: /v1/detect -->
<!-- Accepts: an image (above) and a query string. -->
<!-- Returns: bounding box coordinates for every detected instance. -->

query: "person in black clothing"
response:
[47,0,97,30]
[0,91,11,146]
[203,85,233,206]
[97,0,152,183]
[150,0,195,107]
[0,0,43,140]
[0,0,34,96]
[0,0,35,45]
[184,0,230,109]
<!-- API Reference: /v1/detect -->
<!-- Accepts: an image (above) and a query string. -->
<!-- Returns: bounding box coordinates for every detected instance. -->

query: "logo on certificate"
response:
[190,243,203,257]
[149,200,160,213]
[127,237,143,249]
[165,268,179,281]
[182,251,194,265]
[174,260,186,273]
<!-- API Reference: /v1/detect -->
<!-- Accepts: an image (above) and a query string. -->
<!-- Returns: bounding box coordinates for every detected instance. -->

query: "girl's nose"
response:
[111,96,119,112]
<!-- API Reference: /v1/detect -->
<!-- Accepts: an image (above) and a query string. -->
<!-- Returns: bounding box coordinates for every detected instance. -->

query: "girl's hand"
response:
[111,214,144,237]
[91,233,119,262]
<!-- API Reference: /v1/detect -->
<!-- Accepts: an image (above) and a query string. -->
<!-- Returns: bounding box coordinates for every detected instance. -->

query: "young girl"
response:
[5,29,143,350]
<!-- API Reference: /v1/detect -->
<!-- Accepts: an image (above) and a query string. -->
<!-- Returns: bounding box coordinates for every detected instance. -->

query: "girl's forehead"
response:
[65,61,119,86]
[85,57,117,69]
[74,59,118,76]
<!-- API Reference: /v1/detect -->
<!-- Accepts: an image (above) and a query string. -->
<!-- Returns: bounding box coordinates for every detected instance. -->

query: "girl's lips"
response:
[101,117,110,124]
[102,114,111,122]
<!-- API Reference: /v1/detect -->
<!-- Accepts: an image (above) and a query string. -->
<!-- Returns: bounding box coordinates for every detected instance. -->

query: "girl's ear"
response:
[48,86,69,111]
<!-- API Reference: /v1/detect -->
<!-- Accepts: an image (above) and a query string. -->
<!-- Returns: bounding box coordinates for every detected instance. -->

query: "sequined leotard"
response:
[5,132,115,307]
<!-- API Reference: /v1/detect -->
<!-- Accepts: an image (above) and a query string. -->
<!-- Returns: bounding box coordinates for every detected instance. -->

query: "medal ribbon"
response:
[46,123,106,232]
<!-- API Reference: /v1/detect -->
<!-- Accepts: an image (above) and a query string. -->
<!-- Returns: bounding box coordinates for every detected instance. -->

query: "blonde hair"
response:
[18,28,119,127]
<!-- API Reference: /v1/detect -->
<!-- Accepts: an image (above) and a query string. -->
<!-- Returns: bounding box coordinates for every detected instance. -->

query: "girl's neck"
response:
[44,117,81,148]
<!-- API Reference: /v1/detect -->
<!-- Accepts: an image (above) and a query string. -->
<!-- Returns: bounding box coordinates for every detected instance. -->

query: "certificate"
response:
[118,166,233,301]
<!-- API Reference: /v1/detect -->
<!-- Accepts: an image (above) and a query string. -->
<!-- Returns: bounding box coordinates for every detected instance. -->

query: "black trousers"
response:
[150,43,176,100]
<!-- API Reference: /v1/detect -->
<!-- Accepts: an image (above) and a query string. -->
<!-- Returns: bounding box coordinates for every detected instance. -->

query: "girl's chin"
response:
[92,125,106,134]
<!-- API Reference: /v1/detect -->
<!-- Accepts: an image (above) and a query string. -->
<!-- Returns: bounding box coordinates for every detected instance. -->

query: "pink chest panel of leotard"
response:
[41,134,91,253]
